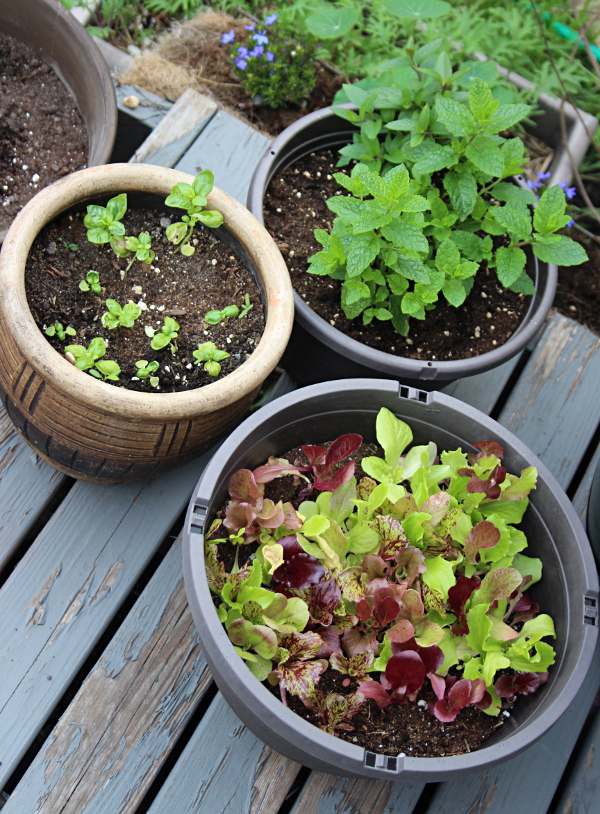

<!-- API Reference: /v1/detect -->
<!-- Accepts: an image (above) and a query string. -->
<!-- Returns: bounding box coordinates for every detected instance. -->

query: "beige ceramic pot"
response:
[0,163,295,483]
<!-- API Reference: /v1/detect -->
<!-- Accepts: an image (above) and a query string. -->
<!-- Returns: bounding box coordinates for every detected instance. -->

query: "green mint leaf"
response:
[533,184,567,235]
[341,280,371,318]
[327,196,363,222]
[381,221,429,256]
[465,135,504,177]
[496,246,527,287]
[532,235,589,266]
[345,235,380,277]
[509,271,536,295]
[393,256,431,283]
[442,278,467,306]
[482,103,531,134]
[412,145,458,176]
[443,170,477,220]
[492,181,536,207]
[386,117,417,132]
[353,207,394,234]
[435,237,461,276]
[492,205,532,240]
[468,78,499,122]
[385,164,410,199]
[401,291,426,318]
[333,107,361,124]
[435,96,479,136]
[500,138,527,176]
[450,231,488,262]
[397,195,430,213]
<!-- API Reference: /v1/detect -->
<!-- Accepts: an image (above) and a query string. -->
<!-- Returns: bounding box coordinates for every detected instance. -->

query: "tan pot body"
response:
[0,0,118,244]
[0,164,294,482]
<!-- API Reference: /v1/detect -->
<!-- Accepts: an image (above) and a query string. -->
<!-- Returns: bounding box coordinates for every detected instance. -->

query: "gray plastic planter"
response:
[0,0,118,243]
[183,380,599,781]
[247,87,597,387]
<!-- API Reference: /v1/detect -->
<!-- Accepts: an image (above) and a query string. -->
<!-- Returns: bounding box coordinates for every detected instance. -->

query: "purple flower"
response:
[266,51,275,62]
[249,45,264,57]
[235,57,248,70]
[253,30,269,45]
[526,179,542,190]
[244,22,256,31]
[265,13,279,25]
[566,214,576,227]
[537,171,551,180]
[237,46,249,57]
[558,181,577,199]
[221,29,235,44]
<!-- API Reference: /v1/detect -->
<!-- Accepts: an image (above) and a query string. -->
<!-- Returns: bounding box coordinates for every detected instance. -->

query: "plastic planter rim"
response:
[0,162,295,422]
[183,378,599,781]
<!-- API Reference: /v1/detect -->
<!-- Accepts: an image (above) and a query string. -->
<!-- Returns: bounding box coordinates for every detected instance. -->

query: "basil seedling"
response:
[193,341,230,377]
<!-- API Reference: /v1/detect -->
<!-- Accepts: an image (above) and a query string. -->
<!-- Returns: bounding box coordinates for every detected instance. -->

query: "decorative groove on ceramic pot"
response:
[0,163,294,482]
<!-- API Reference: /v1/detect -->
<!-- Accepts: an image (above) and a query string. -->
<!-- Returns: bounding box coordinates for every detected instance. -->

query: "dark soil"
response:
[263,150,530,362]
[0,32,88,232]
[25,203,265,393]
[210,441,510,758]
[553,224,600,335]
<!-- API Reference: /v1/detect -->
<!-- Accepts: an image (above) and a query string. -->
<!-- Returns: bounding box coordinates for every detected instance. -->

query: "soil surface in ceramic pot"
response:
[25,203,265,392]
[0,33,88,232]
[263,149,530,363]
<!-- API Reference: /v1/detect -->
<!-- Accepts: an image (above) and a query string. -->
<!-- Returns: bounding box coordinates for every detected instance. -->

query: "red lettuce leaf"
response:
[274,551,325,589]
[448,575,481,635]
[495,671,549,699]
[385,651,426,694]
[464,521,501,565]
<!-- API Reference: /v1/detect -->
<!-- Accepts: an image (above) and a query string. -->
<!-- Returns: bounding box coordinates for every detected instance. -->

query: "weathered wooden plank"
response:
[145,696,300,814]
[290,772,424,814]
[424,641,600,814]
[129,88,217,168]
[0,446,216,787]
[0,407,68,575]
[175,111,272,204]
[441,353,522,415]
[498,313,600,490]
[553,705,600,813]
[3,536,212,814]
[115,83,172,131]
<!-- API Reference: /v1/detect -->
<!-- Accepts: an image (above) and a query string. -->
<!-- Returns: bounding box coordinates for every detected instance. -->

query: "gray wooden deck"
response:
[0,86,599,814]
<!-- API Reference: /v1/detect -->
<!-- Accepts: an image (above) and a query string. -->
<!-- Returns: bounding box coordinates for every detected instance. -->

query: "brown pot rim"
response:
[0,163,294,421]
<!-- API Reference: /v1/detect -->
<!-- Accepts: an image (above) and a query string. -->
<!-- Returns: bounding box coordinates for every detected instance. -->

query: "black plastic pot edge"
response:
[183,379,599,782]
[0,0,118,243]
[247,105,558,388]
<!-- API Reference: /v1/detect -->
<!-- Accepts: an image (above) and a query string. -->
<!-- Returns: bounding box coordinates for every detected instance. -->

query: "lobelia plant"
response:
[222,13,318,108]
[205,406,556,746]
[307,38,589,336]
[165,170,223,256]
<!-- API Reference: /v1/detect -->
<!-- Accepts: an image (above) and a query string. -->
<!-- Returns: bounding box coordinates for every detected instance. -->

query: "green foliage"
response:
[57,237,78,252]
[239,293,254,318]
[45,322,76,341]
[205,304,240,324]
[226,14,318,108]
[307,42,587,335]
[144,0,203,20]
[84,194,127,254]
[102,299,142,330]
[123,231,155,272]
[65,337,120,381]
[149,316,180,352]
[135,359,160,387]
[165,171,223,256]
[193,341,230,377]
[79,270,102,294]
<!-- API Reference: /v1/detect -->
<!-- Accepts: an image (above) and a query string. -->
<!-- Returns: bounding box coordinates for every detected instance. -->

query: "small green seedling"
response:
[149,317,180,352]
[83,193,127,254]
[204,304,239,324]
[123,231,155,272]
[58,237,78,252]
[91,360,121,381]
[165,170,223,256]
[45,322,76,341]
[79,270,102,294]
[193,341,230,377]
[102,299,141,330]
[239,294,253,318]
[135,360,160,388]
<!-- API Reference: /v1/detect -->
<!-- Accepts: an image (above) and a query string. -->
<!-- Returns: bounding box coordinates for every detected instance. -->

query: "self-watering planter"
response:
[183,379,598,781]
[0,163,294,483]
[0,0,118,244]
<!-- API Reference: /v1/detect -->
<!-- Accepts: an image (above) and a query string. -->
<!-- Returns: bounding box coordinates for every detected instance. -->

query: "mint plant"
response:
[165,170,223,256]
[102,299,142,330]
[222,14,318,108]
[308,41,588,335]
[206,407,555,743]
[79,270,102,294]
[149,317,179,352]
[193,342,230,377]
[205,304,240,325]
[45,322,76,341]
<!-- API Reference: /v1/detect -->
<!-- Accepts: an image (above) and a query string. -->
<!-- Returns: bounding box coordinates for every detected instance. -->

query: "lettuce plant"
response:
[206,407,556,746]
[307,39,588,336]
